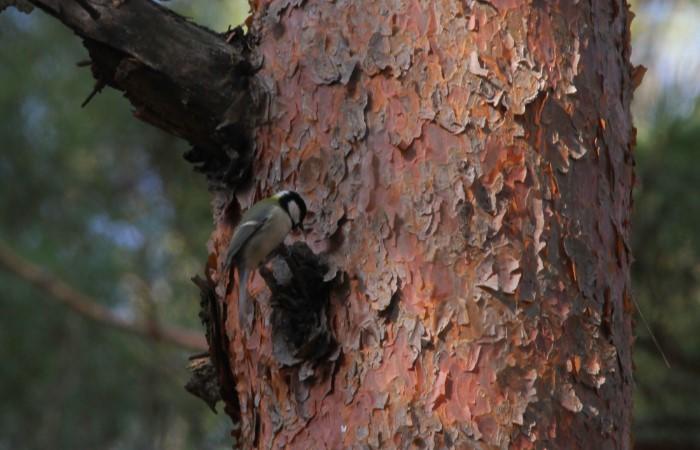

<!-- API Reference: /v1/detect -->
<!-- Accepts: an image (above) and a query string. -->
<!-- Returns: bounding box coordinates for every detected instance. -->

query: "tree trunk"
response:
[215,1,637,449]
[19,0,638,449]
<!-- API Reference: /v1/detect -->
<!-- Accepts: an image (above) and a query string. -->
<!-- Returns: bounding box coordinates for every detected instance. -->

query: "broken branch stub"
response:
[185,355,220,413]
[27,0,264,190]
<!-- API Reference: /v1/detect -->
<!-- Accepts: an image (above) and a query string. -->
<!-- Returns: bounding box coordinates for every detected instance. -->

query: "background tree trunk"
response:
[20,0,638,448]
[214,1,637,449]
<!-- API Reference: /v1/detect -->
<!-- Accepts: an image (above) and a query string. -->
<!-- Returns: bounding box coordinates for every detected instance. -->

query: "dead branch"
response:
[26,0,263,188]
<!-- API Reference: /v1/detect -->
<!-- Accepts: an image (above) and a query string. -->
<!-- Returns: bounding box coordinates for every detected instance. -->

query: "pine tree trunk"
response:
[22,0,637,448]
[214,1,637,449]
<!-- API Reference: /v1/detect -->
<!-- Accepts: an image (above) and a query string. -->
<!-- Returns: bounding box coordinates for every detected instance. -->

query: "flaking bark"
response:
[18,0,639,449]
[216,1,637,449]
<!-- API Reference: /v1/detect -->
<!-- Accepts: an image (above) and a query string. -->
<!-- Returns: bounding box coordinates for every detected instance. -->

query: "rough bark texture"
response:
[18,0,638,449]
[210,1,637,449]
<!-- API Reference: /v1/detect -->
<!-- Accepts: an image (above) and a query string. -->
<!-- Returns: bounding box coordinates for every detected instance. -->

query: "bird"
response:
[223,190,307,331]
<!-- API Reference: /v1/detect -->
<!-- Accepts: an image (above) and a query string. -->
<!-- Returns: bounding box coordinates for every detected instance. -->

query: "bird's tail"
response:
[238,267,253,332]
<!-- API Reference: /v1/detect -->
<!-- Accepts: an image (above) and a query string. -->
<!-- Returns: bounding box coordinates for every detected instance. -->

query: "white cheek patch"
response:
[287,201,300,226]
[275,190,291,200]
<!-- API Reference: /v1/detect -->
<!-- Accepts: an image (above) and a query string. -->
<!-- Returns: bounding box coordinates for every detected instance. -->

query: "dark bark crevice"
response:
[260,242,337,367]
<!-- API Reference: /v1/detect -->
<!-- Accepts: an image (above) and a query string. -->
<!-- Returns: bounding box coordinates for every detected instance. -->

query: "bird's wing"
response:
[224,219,266,269]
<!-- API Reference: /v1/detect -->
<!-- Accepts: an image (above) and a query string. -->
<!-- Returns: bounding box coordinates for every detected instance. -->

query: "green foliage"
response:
[0,3,246,449]
[629,1,700,446]
[632,103,700,445]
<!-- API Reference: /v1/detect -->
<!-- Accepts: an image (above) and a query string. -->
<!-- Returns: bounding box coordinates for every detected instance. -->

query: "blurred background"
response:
[0,1,697,449]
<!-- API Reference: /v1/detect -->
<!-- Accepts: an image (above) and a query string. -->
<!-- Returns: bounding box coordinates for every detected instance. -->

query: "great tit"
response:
[223,190,307,331]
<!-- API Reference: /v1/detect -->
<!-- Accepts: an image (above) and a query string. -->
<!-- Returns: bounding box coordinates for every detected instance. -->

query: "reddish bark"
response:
[209,1,638,449]
[20,0,638,448]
